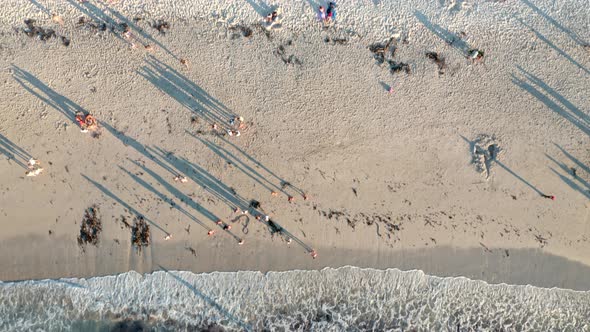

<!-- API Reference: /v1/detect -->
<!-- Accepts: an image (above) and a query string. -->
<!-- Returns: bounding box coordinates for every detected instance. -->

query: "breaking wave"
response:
[1,266,589,331]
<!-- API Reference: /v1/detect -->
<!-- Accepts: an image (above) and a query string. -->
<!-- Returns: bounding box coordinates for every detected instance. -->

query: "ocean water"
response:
[1,266,589,332]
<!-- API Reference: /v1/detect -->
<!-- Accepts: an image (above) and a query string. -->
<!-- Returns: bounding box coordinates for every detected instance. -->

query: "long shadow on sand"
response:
[138,56,234,129]
[189,132,307,200]
[0,134,32,169]
[28,0,51,15]
[101,122,156,161]
[520,0,588,47]
[461,135,549,197]
[142,145,315,254]
[159,266,252,331]
[245,0,274,17]
[12,66,86,123]
[66,0,177,59]
[119,166,215,233]
[147,146,251,211]
[495,160,548,197]
[511,67,589,136]
[126,159,243,243]
[415,10,471,56]
[82,174,171,237]
[516,18,590,75]
[546,145,590,200]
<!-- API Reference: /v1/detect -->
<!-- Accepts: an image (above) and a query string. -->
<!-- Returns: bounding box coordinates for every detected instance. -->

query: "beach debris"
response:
[60,36,71,47]
[534,234,549,247]
[23,19,56,41]
[186,246,197,256]
[324,36,348,45]
[369,37,411,75]
[207,230,215,236]
[317,207,403,242]
[152,19,170,34]
[76,16,108,33]
[117,215,132,229]
[77,205,102,248]
[426,51,447,75]
[164,234,172,241]
[238,239,244,245]
[274,42,302,66]
[131,215,150,251]
[387,60,411,74]
[229,24,253,38]
[479,242,492,253]
[541,194,556,200]
[369,37,397,64]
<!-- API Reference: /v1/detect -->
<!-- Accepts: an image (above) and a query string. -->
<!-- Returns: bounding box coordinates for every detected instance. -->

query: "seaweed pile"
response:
[132,216,150,251]
[426,51,446,75]
[274,41,302,66]
[23,19,56,41]
[77,205,102,248]
[152,20,170,34]
[369,38,410,75]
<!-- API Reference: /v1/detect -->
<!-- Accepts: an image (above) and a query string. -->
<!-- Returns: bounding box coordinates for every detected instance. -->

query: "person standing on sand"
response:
[326,2,337,22]
[318,6,326,21]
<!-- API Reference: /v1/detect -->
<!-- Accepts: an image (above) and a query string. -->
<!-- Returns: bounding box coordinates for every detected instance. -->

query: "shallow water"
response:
[1,266,589,331]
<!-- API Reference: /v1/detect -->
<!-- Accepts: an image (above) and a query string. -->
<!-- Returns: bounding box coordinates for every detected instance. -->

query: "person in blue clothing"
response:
[326,2,336,22]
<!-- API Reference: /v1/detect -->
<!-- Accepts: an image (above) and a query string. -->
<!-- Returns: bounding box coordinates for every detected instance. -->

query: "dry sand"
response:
[0,0,588,289]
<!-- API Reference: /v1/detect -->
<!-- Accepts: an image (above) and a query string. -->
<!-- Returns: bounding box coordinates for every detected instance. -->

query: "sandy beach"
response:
[0,0,589,293]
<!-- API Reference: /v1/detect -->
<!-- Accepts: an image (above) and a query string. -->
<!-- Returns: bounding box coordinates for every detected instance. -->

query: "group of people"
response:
[318,2,337,23]
[75,111,100,135]
[25,158,43,177]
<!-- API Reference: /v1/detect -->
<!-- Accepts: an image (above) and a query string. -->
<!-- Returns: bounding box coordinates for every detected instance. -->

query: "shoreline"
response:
[3,234,590,291]
[0,0,589,296]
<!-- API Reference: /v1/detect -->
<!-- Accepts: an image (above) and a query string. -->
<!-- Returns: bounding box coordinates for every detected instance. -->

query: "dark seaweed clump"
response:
[132,216,150,251]
[23,19,56,41]
[77,205,102,247]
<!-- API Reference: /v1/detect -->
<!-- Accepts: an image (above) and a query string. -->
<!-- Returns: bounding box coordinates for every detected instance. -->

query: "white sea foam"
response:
[1,267,589,331]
